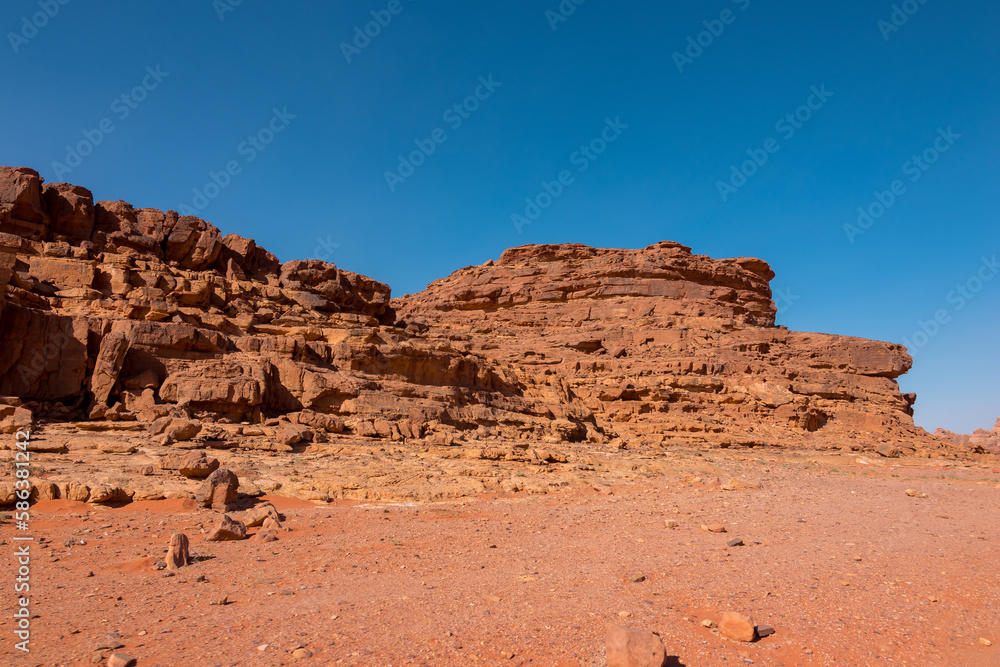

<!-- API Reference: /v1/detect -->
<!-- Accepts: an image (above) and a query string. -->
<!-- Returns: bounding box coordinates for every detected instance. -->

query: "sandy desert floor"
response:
[2,448,999,667]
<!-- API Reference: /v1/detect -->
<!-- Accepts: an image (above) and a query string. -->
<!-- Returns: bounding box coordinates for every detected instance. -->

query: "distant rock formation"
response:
[0,166,951,456]
[935,417,1000,453]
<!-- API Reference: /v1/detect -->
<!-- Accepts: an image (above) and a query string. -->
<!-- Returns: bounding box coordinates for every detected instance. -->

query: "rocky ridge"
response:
[0,166,961,505]
[394,241,934,451]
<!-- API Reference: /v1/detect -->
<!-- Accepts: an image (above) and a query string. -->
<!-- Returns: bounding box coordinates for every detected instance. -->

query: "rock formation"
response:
[0,166,588,447]
[166,532,190,570]
[0,165,952,477]
[395,242,935,452]
[935,417,1000,453]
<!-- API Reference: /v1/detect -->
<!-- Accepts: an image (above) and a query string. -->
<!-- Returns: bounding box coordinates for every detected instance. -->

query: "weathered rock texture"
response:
[935,417,1000,453]
[166,532,190,570]
[0,167,582,446]
[395,242,937,452]
[606,623,667,667]
[0,166,952,484]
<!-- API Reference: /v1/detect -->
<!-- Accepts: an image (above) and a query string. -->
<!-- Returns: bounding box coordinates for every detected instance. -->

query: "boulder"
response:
[149,417,202,442]
[164,216,222,270]
[0,167,48,238]
[205,515,247,541]
[42,182,95,240]
[719,612,757,642]
[159,452,219,478]
[196,468,239,511]
[242,502,281,528]
[605,624,667,667]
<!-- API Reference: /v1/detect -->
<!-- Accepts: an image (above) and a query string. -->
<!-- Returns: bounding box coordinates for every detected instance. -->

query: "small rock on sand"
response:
[107,653,135,667]
[719,612,757,642]
[605,623,667,667]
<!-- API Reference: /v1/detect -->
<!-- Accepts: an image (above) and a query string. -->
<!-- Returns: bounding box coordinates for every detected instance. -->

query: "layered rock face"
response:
[0,166,944,457]
[935,418,1000,453]
[395,242,936,452]
[0,167,592,444]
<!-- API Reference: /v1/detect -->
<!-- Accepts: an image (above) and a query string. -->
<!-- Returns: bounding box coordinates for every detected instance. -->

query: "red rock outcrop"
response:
[935,417,1000,453]
[395,242,937,453]
[0,166,950,456]
[0,167,594,445]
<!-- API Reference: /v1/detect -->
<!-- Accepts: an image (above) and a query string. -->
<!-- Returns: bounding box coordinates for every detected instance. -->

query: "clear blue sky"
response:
[2,0,997,433]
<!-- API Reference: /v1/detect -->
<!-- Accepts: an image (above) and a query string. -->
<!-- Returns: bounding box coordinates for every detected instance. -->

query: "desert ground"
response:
[3,445,998,667]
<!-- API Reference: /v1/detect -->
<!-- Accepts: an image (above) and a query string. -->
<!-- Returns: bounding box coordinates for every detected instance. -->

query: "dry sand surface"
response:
[3,450,1000,667]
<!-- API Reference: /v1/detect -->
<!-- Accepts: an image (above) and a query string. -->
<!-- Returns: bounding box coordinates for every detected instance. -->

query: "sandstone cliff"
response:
[0,166,946,457]
[0,167,592,446]
[395,242,933,452]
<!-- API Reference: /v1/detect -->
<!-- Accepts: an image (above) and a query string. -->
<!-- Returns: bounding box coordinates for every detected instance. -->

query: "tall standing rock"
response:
[166,533,190,570]
[90,331,131,406]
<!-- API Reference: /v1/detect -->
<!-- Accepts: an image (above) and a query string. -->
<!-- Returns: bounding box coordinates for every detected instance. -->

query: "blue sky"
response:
[2,0,997,433]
